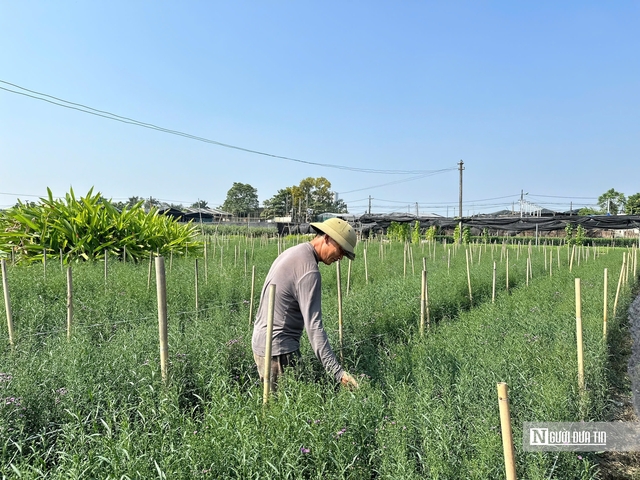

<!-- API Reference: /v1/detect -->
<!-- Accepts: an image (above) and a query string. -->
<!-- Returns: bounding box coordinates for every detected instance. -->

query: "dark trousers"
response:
[253,350,301,391]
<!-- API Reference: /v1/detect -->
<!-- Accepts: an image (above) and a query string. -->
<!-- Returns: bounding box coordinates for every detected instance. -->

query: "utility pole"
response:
[458,160,464,244]
[415,202,419,216]
[368,196,372,215]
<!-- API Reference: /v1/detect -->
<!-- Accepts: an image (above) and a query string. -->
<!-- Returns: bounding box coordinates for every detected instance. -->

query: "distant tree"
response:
[191,200,209,209]
[222,183,259,217]
[144,197,161,211]
[112,196,144,211]
[578,207,602,216]
[597,188,626,215]
[168,203,184,211]
[290,177,347,221]
[261,187,294,219]
[625,193,640,215]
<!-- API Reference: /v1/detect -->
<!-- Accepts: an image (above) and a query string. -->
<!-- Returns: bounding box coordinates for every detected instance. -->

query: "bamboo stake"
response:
[364,248,369,284]
[155,257,169,385]
[549,250,552,277]
[420,269,426,337]
[613,253,626,316]
[194,258,199,317]
[403,245,407,278]
[506,250,510,292]
[347,259,352,294]
[104,249,108,287]
[204,242,208,284]
[147,252,153,291]
[526,257,529,287]
[263,284,276,404]
[492,261,496,303]
[447,249,451,275]
[603,268,608,338]
[249,265,256,325]
[337,260,344,362]
[43,248,47,280]
[575,278,585,391]
[569,245,575,272]
[60,248,63,271]
[465,248,473,305]
[410,246,415,276]
[66,266,73,341]
[497,383,517,480]
[1,260,14,346]
[425,267,430,331]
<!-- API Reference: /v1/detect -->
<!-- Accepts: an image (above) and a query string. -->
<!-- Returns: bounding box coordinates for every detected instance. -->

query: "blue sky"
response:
[1,1,638,215]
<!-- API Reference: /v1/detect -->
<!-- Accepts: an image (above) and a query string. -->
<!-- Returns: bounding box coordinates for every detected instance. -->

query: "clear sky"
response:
[1,1,638,216]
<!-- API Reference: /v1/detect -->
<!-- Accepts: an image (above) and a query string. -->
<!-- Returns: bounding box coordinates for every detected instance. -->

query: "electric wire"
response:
[1,80,455,176]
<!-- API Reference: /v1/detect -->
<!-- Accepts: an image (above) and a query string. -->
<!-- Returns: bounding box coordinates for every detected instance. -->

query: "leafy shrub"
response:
[0,188,201,263]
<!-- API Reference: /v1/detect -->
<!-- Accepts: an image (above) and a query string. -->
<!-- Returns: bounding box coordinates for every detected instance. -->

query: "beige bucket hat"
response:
[310,218,357,260]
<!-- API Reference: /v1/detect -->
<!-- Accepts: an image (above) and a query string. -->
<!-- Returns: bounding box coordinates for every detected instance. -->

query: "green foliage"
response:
[0,239,631,478]
[565,223,575,246]
[0,187,201,264]
[387,221,410,242]
[411,221,421,244]
[425,225,437,241]
[263,177,346,221]
[625,192,640,215]
[578,207,603,216]
[453,224,471,244]
[222,182,259,217]
[598,188,626,215]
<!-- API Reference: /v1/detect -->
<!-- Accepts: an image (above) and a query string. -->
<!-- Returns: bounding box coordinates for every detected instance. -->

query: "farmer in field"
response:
[251,217,360,391]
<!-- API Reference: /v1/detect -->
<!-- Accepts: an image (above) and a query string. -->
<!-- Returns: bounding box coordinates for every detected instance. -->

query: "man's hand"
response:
[340,371,359,389]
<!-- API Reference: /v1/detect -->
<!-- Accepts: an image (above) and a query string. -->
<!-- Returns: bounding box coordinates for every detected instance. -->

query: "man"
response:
[251,217,360,390]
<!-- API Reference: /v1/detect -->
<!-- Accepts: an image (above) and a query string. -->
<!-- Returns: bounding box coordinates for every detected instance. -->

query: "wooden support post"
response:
[613,253,626,316]
[603,268,608,338]
[420,269,426,337]
[1,260,15,346]
[492,261,496,304]
[194,258,199,317]
[66,266,73,341]
[263,284,276,404]
[147,252,153,291]
[337,260,344,362]
[364,248,369,285]
[465,248,473,305]
[575,278,585,391]
[497,383,517,480]
[347,259,352,294]
[155,257,169,385]
[249,265,256,325]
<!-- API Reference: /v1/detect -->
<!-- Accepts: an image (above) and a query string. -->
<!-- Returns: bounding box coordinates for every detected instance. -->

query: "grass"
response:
[0,237,637,478]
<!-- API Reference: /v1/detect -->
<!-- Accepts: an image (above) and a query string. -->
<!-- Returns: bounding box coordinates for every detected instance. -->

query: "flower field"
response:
[0,236,638,479]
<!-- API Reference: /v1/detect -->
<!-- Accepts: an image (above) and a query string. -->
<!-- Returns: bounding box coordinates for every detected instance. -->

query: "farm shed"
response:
[158,207,233,223]
[357,213,640,237]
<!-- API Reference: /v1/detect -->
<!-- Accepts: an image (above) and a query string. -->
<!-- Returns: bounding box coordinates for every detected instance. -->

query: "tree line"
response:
[578,188,640,215]
[110,176,347,221]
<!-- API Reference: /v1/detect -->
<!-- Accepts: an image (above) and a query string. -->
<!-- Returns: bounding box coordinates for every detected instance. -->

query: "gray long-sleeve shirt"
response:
[251,242,343,382]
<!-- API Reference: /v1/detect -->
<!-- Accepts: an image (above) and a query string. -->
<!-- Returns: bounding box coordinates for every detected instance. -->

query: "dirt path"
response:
[598,292,640,479]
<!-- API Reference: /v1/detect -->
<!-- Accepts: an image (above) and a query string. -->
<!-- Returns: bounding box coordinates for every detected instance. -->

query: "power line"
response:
[1,79,454,176]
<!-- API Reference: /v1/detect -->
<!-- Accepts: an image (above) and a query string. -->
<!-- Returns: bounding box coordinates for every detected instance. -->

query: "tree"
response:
[578,207,602,216]
[144,197,161,211]
[291,177,347,221]
[191,200,209,209]
[625,193,640,215]
[222,183,258,217]
[261,187,294,219]
[597,188,626,215]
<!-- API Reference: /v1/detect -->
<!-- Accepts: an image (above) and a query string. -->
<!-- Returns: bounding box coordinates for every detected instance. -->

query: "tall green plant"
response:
[0,187,202,264]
